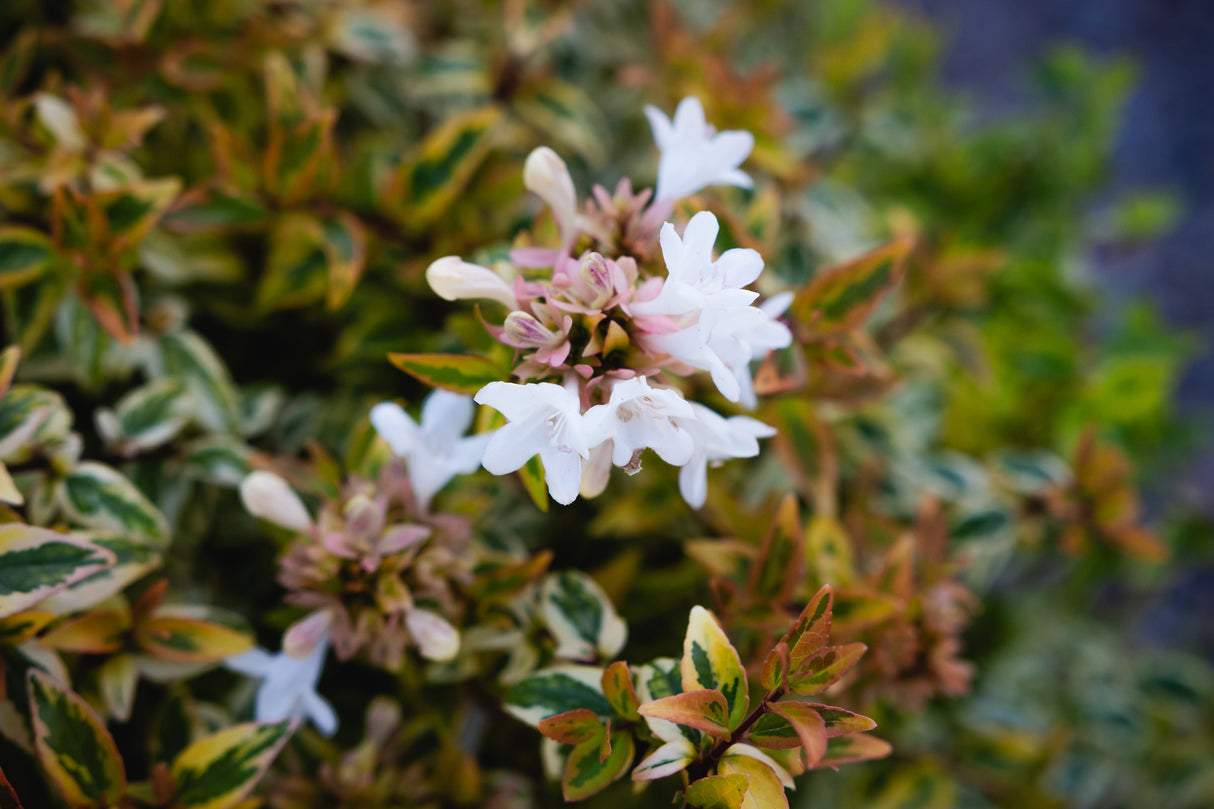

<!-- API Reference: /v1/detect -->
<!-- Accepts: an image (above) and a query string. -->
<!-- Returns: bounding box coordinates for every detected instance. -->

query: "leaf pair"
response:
[28,670,292,809]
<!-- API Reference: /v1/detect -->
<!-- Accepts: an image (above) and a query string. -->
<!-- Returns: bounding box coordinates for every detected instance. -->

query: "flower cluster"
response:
[423,97,789,505]
[239,466,468,672]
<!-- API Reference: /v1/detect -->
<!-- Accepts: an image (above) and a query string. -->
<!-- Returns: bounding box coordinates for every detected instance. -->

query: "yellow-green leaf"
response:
[28,669,126,808]
[782,585,833,668]
[0,345,19,401]
[0,525,116,619]
[682,606,749,731]
[601,661,640,721]
[395,106,502,226]
[816,733,892,769]
[40,608,128,654]
[805,517,856,587]
[788,643,867,697]
[37,534,162,615]
[135,615,252,664]
[256,213,328,312]
[518,454,549,512]
[0,610,54,645]
[685,773,749,809]
[791,236,912,336]
[537,708,604,745]
[717,750,787,809]
[387,352,507,395]
[323,213,366,310]
[767,702,828,766]
[561,728,634,801]
[99,653,138,722]
[170,721,293,809]
[0,227,54,291]
[638,689,733,740]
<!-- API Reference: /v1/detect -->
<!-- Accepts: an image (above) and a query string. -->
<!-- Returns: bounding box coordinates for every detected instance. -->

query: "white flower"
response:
[649,302,792,405]
[631,211,761,317]
[583,376,696,470]
[474,381,590,505]
[240,471,313,532]
[523,146,579,248]
[226,635,336,736]
[645,96,754,202]
[425,256,517,309]
[677,403,776,508]
[370,389,492,510]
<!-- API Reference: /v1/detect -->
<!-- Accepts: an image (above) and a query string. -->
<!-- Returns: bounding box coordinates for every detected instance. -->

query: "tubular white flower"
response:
[425,256,518,309]
[226,634,336,736]
[239,471,313,532]
[677,403,776,508]
[645,96,755,202]
[524,146,579,247]
[370,389,491,510]
[631,211,762,317]
[474,381,590,505]
[583,376,696,469]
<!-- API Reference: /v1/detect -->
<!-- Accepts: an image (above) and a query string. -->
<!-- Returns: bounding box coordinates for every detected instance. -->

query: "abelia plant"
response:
[0,2,1204,809]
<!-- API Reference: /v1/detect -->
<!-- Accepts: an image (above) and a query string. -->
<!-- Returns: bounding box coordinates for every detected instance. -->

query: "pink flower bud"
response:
[504,311,558,347]
[406,608,460,661]
[425,256,517,309]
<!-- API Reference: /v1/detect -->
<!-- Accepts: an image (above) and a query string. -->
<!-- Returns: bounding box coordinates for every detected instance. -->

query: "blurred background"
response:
[895,0,1214,508]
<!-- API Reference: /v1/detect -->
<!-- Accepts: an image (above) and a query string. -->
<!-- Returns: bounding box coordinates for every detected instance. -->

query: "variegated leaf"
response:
[28,670,126,808]
[504,665,613,727]
[0,525,116,619]
[788,643,867,696]
[55,462,169,543]
[562,728,634,801]
[685,773,749,809]
[681,606,748,731]
[638,689,732,740]
[135,614,252,664]
[387,352,508,396]
[169,721,294,809]
[540,570,627,662]
[717,749,788,809]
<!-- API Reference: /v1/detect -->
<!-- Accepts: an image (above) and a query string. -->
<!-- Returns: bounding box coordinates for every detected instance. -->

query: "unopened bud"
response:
[406,608,460,661]
[426,256,517,309]
[523,146,578,244]
[283,609,333,658]
[240,471,313,532]
[579,253,613,306]
[504,311,557,347]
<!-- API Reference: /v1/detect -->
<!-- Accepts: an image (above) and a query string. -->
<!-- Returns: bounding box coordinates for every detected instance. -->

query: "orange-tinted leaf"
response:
[792,237,912,336]
[815,733,892,769]
[601,661,640,721]
[788,643,866,696]
[537,708,604,745]
[638,689,732,740]
[40,609,128,654]
[781,585,832,668]
[768,702,827,766]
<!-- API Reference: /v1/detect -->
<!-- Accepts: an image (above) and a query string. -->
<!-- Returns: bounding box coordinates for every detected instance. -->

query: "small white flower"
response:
[524,146,579,248]
[425,256,517,309]
[631,211,761,317]
[226,635,336,736]
[645,96,755,202]
[474,381,590,505]
[677,403,776,508]
[583,377,696,470]
[370,389,492,510]
[240,471,313,532]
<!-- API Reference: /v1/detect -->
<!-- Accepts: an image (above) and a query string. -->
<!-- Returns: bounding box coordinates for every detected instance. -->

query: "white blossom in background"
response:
[630,211,761,317]
[678,403,776,508]
[583,376,696,470]
[475,381,590,505]
[240,471,313,532]
[226,635,336,736]
[370,389,492,510]
[645,96,755,202]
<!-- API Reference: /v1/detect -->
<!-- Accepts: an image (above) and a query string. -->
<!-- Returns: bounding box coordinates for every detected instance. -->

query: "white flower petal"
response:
[370,401,421,456]
[419,389,476,447]
[240,471,313,532]
[540,446,584,505]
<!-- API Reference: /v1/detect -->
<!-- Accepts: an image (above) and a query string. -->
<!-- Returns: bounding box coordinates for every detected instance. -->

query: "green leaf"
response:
[170,721,294,809]
[0,525,115,619]
[562,728,634,801]
[747,495,802,602]
[781,585,833,668]
[387,352,506,395]
[682,606,749,731]
[28,669,126,808]
[163,186,268,232]
[256,213,329,312]
[788,643,867,696]
[638,689,733,740]
[817,733,892,769]
[0,345,19,401]
[181,437,251,487]
[76,272,140,345]
[601,661,641,721]
[323,213,366,310]
[767,702,827,765]
[96,178,182,254]
[504,665,614,727]
[55,461,170,543]
[0,227,54,291]
[537,708,604,745]
[717,749,788,809]
[0,384,65,463]
[155,331,242,432]
[685,773,750,809]
[798,704,877,737]
[36,534,162,615]
[267,112,336,204]
[97,378,192,454]
[395,106,502,226]
[540,570,627,662]
[135,615,253,664]
[791,236,912,336]
[759,643,790,692]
